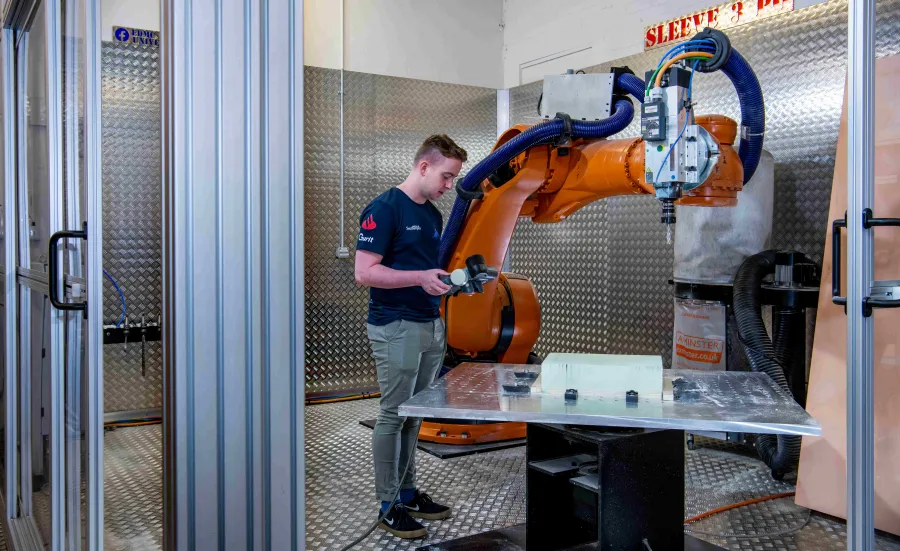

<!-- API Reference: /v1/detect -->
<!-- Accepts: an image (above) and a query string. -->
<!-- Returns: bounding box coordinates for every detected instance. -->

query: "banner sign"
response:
[645,0,793,50]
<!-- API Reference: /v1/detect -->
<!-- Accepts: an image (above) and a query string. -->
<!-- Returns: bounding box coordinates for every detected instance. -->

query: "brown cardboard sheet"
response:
[796,54,900,536]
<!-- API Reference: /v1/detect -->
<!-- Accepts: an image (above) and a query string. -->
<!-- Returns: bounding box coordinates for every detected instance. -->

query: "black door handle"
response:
[833,209,900,316]
[48,221,87,315]
[832,214,847,307]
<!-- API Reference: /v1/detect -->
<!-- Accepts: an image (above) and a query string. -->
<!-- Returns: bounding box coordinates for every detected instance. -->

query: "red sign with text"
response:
[645,0,793,50]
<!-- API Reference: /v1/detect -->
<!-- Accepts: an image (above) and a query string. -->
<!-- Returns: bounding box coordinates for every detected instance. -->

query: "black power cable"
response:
[340,295,452,550]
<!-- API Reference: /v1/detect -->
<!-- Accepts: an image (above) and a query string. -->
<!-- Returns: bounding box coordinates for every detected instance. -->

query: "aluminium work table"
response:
[399,363,821,551]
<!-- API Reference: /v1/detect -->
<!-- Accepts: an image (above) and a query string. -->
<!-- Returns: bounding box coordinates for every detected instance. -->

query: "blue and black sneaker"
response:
[378,502,427,539]
[404,490,452,521]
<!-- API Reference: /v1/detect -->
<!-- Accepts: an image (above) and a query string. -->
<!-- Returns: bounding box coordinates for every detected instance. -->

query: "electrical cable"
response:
[654,52,713,88]
[684,492,813,539]
[646,41,716,94]
[305,392,381,405]
[339,443,417,551]
[104,420,161,429]
[660,40,716,60]
[103,268,127,327]
[684,492,796,524]
[648,42,715,81]
[684,510,812,539]
[653,60,700,186]
[340,295,453,551]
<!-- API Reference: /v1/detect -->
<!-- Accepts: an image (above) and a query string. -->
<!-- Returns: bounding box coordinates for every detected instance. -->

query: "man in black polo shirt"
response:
[354,134,467,539]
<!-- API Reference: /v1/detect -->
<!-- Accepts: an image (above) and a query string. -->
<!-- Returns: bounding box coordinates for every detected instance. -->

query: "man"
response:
[355,134,467,539]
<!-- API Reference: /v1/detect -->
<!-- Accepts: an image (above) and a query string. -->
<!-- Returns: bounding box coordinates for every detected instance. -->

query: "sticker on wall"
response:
[113,26,160,46]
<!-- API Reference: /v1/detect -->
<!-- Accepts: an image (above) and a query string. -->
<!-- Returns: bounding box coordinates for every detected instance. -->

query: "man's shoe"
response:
[378,503,427,539]
[404,490,452,520]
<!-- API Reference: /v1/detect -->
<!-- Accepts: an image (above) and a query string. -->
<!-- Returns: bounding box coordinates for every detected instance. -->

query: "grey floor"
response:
[32,424,163,551]
[17,400,900,550]
[306,399,900,551]
[103,424,164,550]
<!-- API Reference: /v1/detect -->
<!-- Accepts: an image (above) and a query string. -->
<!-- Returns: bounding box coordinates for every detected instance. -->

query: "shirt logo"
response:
[358,233,373,243]
[361,214,376,231]
[406,225,421,231]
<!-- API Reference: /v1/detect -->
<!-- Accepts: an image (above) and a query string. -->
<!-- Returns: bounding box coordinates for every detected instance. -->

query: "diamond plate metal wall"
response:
[102,42,162,412]
[304,67,496,396]
[509,0,900,366]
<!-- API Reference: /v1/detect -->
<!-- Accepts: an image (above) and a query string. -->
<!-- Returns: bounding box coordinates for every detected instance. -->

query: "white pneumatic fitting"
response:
[449,269,468,286]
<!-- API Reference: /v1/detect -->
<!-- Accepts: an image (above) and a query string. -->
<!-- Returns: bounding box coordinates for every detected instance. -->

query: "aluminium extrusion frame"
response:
[15,22,32,520]
[85,0,105,547]
[846,0,876,550]
[44,0,67,546]
[2,25,17,520]
[161,0,305,547]
[62,1,84,546]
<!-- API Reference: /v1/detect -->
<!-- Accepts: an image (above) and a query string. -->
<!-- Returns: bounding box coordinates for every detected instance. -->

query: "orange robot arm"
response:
[443,115,743,364]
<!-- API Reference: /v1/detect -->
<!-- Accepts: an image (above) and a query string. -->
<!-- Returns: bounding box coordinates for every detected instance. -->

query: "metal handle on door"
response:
[48,220,87,316]
[832,209,900,317]
[831,214,847,307]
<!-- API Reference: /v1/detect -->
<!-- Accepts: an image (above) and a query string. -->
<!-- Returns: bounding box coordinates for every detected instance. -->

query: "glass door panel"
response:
[18,0,53,541]
[14,1,92,548]
[5,1,100,548]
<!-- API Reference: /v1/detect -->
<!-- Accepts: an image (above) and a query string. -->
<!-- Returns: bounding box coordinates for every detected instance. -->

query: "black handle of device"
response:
[49,221,87,315]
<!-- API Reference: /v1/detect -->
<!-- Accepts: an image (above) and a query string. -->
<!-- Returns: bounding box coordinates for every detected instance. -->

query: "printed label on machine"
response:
[673,299,726,370]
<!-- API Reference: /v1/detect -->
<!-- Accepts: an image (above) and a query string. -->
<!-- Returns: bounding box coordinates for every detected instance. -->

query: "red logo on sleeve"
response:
[361,214,377,231]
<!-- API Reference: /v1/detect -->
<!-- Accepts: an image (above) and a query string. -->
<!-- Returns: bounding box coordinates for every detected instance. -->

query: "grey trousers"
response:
[367,318,445,502]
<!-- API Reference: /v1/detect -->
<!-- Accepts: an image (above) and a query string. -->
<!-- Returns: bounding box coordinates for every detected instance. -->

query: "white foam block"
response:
[540,353,663,399]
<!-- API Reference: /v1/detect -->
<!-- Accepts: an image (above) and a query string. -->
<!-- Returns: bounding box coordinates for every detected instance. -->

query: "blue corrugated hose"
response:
[720,48,764,183]
[103,269,127,327]
[678,39,764,183]
[438,74,644,268]
[617,73,647,104]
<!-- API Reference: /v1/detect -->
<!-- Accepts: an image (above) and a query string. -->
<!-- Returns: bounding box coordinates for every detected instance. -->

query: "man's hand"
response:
[418,269,452,296]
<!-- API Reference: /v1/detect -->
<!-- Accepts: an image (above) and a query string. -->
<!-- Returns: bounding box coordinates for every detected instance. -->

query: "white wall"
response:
[102,0,159,41]
[304,0,504,89]
[501,0,831,88]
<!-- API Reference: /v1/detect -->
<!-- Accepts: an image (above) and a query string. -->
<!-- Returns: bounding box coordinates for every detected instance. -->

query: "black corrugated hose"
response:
[732,251,808,477]
[772,310,801,372]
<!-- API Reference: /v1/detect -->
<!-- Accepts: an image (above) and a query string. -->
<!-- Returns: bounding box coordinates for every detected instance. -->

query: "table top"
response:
[399,363,821,436]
